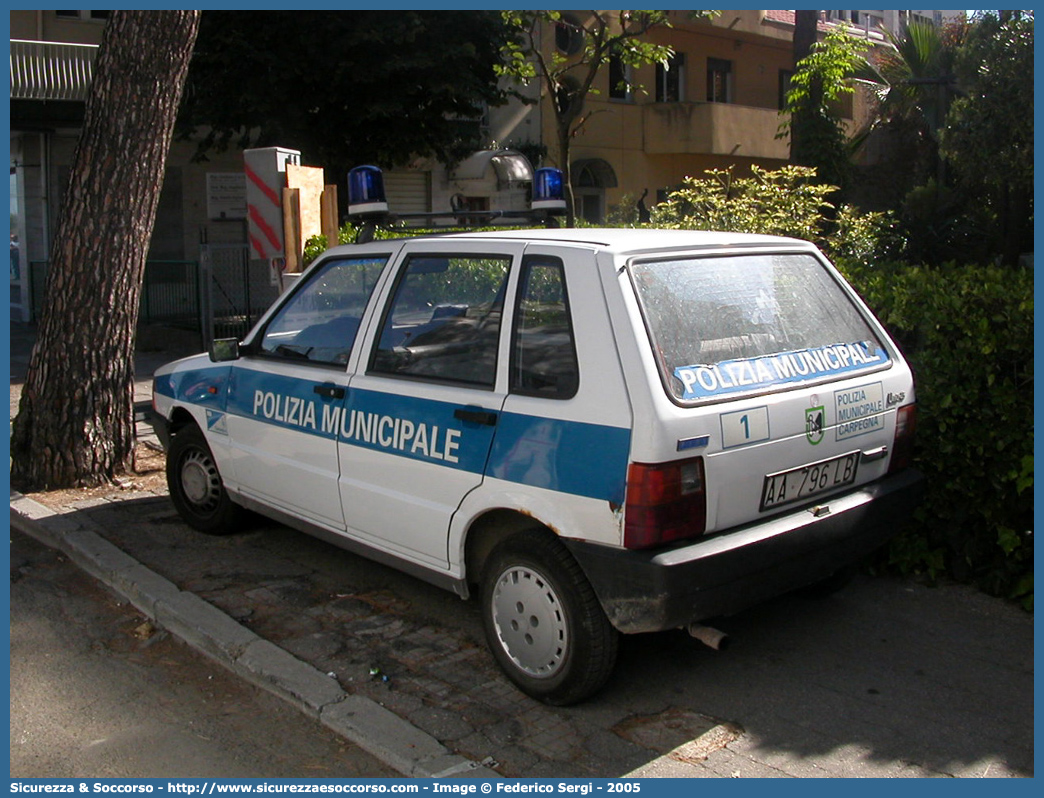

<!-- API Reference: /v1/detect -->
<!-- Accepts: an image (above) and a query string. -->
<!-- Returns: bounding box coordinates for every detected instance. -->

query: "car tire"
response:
[166,424,243,535]
[481,530,618,706]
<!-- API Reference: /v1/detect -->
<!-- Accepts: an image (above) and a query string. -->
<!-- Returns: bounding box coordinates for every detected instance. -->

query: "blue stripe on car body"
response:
[161,365,631,505]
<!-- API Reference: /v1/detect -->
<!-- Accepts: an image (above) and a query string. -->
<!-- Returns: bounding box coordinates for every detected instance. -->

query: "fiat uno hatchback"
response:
[152,169,922,705]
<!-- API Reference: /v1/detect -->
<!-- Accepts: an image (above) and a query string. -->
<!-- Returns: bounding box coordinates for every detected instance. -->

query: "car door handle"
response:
[454,407,498,426]
[313,383,346,400]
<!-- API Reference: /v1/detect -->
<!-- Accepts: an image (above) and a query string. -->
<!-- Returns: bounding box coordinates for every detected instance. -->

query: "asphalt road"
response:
[10,528,395,779]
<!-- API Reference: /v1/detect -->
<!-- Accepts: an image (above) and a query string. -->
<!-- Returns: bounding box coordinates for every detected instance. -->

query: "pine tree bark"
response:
[10,10,200,490]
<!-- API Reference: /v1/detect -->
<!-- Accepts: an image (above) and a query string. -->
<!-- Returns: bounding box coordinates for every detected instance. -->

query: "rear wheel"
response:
[166,424,242,535]
[481,530,618,705]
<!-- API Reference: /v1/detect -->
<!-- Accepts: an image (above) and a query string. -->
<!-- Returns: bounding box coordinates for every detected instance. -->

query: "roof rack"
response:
[347,165,567,244]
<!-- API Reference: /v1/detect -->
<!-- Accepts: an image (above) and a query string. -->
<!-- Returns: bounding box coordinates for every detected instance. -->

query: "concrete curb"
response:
[10,491,499,780]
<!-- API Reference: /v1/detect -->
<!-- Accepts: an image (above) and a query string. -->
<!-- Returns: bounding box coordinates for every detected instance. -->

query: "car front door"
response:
[224,253,391,530]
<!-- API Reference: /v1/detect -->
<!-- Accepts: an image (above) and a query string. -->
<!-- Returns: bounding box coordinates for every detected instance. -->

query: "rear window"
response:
[630,252,889,402]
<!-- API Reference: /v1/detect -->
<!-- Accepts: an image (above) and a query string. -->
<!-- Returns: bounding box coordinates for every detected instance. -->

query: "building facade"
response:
[9,9,247,323]
[10,10,961,322]
[481,10,892,225]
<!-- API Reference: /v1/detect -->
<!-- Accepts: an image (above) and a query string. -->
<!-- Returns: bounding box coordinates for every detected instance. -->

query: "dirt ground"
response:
[26,442,168,513]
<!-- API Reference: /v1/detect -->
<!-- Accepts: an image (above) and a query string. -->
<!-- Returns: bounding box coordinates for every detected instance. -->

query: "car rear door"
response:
[337,240,525,569]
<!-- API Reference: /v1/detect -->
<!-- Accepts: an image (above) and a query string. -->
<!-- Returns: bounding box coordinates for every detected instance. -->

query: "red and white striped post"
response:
[244,147,301,285]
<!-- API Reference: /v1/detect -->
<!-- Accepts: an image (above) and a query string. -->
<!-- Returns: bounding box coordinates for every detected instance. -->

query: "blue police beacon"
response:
[531,168,567,212]
[347,165,389,218]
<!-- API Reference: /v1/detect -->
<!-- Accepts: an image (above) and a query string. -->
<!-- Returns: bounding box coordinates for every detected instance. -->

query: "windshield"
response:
[630,252,889,402]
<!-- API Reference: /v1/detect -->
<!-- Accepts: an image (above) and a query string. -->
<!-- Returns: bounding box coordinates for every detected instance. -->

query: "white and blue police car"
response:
[151,166,923,705]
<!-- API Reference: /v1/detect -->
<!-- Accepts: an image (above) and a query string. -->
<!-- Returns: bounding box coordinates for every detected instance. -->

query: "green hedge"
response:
[838,258,1034,609]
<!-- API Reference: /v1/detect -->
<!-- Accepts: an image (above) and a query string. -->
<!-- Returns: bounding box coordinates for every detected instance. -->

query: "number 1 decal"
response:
[721,407,770,449]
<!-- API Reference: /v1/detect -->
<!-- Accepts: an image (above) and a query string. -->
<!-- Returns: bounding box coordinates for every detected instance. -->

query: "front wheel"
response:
[481,531,618,705]
[166,424,242,535]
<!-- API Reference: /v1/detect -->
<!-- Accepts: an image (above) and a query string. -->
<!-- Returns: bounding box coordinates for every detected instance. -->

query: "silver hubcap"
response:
[180,449,221,512]
[490,564,568,679]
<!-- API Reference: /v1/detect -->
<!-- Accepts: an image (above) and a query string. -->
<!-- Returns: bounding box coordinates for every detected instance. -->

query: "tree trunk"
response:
[10,10,200,490]
[557,122,576,227]
[789,9,821,166]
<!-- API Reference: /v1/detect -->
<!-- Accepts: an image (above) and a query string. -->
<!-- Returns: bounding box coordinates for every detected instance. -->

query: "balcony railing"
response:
[10,39,98,101]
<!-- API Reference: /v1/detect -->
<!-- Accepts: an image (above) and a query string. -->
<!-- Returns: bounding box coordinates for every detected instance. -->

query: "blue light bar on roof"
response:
[347,165,388,217]
[531,168,566,212]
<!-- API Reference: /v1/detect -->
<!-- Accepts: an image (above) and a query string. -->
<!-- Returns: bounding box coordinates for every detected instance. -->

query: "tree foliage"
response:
[178,11,515,170]
[942,11,1033,196]
[779,23,868,192]
[852,12,1032,265]
[11,11,199,490]
[940,11,1034,263]
[497,10,678,225]
[852,19,966,195]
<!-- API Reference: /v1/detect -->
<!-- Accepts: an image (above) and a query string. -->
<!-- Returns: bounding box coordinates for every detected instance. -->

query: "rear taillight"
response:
[624,457,706,549]
[888,403,917,474]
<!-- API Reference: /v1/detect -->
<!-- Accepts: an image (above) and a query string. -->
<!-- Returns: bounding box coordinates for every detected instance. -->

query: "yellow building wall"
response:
[535,11,873,217]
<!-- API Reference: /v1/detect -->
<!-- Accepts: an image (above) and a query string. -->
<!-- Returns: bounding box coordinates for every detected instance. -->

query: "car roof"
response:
[322,227,817,260]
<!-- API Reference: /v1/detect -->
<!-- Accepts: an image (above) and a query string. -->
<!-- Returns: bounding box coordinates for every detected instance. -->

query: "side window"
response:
[655,52,686,103]
[371,254,511,387]
[259,256,387,365]
[510,256,579,399]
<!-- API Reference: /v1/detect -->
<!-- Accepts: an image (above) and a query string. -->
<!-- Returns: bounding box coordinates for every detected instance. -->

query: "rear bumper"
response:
[563,468,924,634]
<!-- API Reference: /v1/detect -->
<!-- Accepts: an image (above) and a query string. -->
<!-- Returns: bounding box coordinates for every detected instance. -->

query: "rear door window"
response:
[630,253,889,402]
[370,254,511,387]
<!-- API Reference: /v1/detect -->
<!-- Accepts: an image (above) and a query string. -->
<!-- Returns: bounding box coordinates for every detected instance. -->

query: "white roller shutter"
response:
[383,171,431,213]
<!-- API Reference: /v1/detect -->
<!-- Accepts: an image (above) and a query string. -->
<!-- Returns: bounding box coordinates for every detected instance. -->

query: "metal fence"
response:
[199,244,280,347]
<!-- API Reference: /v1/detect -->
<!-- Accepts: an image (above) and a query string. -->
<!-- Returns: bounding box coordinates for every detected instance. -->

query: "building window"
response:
[707,58,732,104]
[555,15,584,55]
[655,53,686,103]
[573,159,617,225]
[608,51,632,101]
[55,11,110,21]
[555,75,585,119]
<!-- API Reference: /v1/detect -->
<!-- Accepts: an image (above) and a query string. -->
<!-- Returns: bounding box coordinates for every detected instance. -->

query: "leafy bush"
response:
[302,223,359,267]
[652,165,836,242]
[838,259,1034,609]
